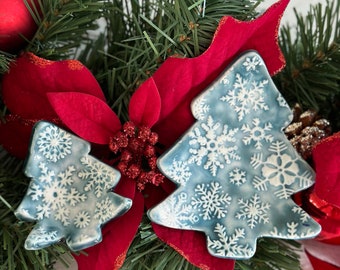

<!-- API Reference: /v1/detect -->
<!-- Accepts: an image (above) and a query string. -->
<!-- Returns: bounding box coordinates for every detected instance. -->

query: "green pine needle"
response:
[0,52,14,74]
[275,0,340,131]
[26,0,106,59]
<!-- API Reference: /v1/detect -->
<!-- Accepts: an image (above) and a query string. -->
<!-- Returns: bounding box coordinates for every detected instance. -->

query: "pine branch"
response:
[274,0,340,131]
[235,239,301,270]
[26,0,107,60]
[0,52,15,74]
[78,0,260,120]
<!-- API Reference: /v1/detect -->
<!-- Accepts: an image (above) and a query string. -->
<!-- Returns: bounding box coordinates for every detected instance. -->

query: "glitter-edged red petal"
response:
[1,53,105,119]
[129,77,161,128]
[152,0,289,148]
[47,92,121,144]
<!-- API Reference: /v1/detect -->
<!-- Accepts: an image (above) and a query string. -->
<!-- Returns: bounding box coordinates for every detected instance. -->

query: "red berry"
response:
[126,164,141,179]
[148,132,159,145]
[138,126,151,141]
[123,121,136,137]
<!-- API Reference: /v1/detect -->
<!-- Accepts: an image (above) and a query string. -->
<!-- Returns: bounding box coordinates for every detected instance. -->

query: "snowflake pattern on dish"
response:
[192,96,210,121]
[167,159,192,185]
[241,118,273,149]
[148,192,198,229]
[191,182,231,220]
[37,124,72,162]
[188,116,239,176]
[74,211,91,228]
[207,224,253,258]
[242,55,263,71]
[15,121,132,251]
[220,74,269,121]
[78,156,117,198]
[149,51,321,259]
[250,140,314,199]
[229,168,247,186]
[235,194,270,229]
[24,226,62,250]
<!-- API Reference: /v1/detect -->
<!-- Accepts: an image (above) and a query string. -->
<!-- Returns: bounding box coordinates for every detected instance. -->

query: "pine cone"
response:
[285,104,332,160]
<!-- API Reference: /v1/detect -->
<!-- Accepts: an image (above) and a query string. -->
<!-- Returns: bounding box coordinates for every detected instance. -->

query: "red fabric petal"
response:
[307,251,340,270]
[47,92,121,144]
[1,52,105,119]
[307,192,340,244]
[129,77,161,128]
[75,178,143,270]
[0,116,33,159]
[144,184,234,270]
[312,132,340,208]
[152,0,289,147]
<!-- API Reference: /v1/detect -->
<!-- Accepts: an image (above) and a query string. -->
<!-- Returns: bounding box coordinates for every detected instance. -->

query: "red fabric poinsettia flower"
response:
[0,0,290,269]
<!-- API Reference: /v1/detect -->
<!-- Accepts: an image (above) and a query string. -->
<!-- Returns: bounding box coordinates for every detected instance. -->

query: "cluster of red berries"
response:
[109,121,164,191]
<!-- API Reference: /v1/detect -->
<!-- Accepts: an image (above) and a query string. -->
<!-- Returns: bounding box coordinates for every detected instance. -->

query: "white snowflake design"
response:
[192,96,210,120]
[251,141,301,199]
[25,227,60,248]
[188,116,239,176]
[37,125,72,162]
[74,211,91,228]
[152,192,198,228]
[243,55,262,71]
[94,197,118,224]
[30,162,87,225]
[292,206,310,223]
[241,118,273,149]
[270,221,316,238]
[235,194,270,229]
[207,223,254,258]
[220,73,269,121]
[219,74,230,85]
[191,182,231,220]
[167,159,192,185]
[229,168,247,186]
[78,156,118,198]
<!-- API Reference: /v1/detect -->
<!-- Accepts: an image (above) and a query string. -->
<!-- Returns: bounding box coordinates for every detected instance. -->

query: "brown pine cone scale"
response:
[285,104,332,160]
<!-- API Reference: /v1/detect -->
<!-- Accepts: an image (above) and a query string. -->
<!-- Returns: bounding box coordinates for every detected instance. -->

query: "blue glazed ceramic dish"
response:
[148,51,321,259]
[15,121,132,251]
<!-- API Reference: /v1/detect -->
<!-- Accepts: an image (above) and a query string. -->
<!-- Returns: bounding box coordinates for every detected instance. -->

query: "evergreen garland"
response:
[0,0,339,269]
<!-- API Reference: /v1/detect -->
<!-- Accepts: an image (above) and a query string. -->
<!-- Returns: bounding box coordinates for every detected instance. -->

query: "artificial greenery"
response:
[274,0,340,131]
[1,0,340,269]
